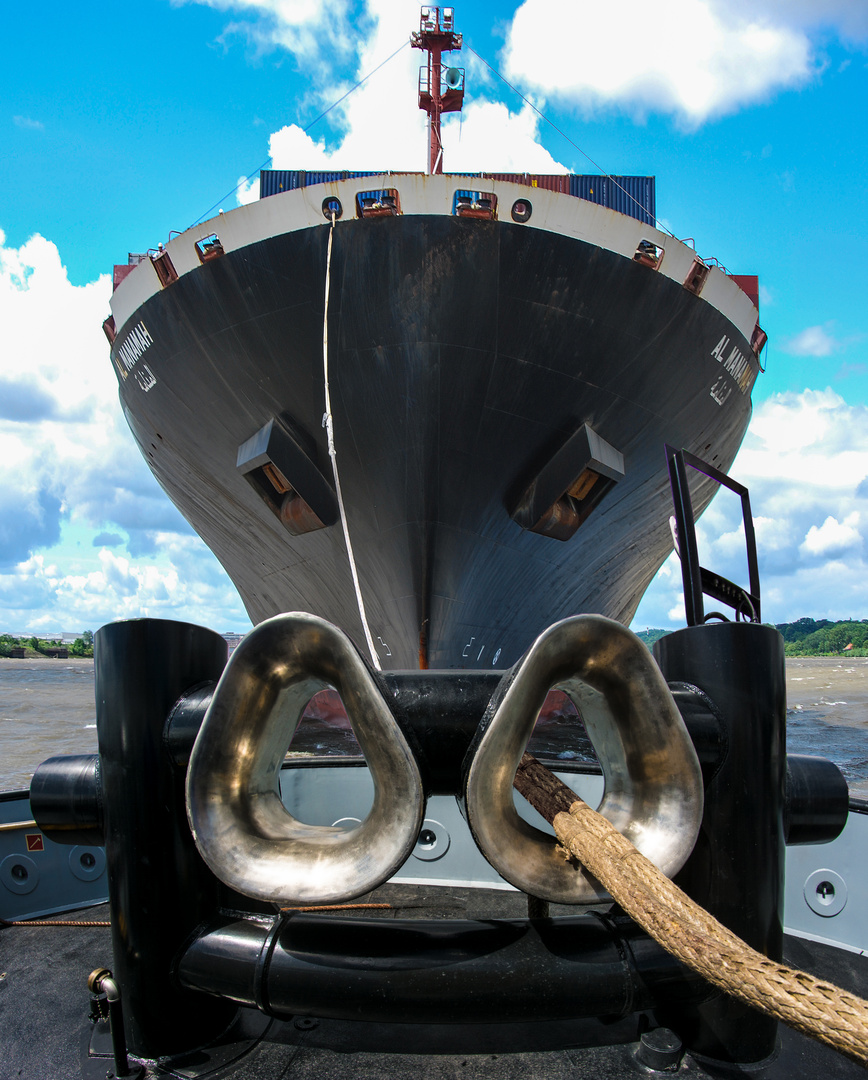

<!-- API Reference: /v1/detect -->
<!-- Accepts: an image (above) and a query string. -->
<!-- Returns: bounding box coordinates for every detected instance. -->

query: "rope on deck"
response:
[513,752,868,1067]
[0,903,394,930]
[0,917,110,927]
[279,903,392,913]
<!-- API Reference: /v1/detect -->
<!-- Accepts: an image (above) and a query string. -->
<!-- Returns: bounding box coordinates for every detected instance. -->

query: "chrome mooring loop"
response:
[185,612,424,904]
[462,615,704,904]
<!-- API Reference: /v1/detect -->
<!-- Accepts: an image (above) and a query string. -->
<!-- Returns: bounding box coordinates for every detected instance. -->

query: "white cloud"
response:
[268,97,567,174]
[781,324,839,356]
[236,174,260,203]
[197,0,862,190]
[187,0,568,185]
[801,513,862,557]
[188,0,867,156]
[738,387,859,461]
[263,2,434,172]
[442,100,567,173]
[502,0,816,126]
[0,539,250,634]
[727,0,868,43]
[187,0,359,64]
[0,229,251,633]
[13,116,44,131]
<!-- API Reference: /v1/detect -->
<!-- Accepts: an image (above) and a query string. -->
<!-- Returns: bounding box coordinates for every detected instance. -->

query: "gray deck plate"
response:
[2,886,866,1079]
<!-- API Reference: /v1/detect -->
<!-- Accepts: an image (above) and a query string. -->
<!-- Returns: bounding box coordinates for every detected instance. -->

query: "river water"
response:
[1,656,867,798]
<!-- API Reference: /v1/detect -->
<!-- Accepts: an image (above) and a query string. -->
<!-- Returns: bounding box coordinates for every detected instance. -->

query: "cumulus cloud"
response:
[93,532,124,548]
[0,539,249,634]
[0,489,62,571]
[185,0,569,182]
[0,229,251,633]
[442,100,567,173]
[731,0,868,43]
[801,513,862,558]
[236,174,261,203]
[0,378,60,422]
[268,97,567,174]
[502,0,818,126]
[185,0,866,200]
[13,116,44,130]
[185,0,868,159]
[501,0,868,127]
[781,324,839,356]
[187,0,360,66]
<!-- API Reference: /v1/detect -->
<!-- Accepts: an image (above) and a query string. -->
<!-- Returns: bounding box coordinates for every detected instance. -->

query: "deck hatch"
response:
[751,324,768,358]
[195,234,225,263]
[511,423,625,541]
[356,189,401,218]
[683,257,710,296]
[150,247,178,287]
[238,418,338,536]
[453,190,497,219]
[633,239,663,269]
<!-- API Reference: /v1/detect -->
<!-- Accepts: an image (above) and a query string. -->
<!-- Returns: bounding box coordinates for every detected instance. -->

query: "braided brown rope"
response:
[0,918,111,927]
[279,903,392,913]
[514,753,868,1067]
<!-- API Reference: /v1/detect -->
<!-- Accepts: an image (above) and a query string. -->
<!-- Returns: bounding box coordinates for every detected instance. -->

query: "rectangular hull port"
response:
[511,423,625,542]
[237,418,338,536]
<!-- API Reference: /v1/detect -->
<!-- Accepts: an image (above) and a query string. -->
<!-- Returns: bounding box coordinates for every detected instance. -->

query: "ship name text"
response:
[710,335,754,395]
[113,321,154,381]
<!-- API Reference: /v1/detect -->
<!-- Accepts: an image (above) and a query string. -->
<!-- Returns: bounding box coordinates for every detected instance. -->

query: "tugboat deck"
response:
[3,886,867,1079]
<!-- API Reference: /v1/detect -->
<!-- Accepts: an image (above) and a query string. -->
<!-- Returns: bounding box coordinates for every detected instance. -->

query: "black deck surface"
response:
[2,886,866,1079]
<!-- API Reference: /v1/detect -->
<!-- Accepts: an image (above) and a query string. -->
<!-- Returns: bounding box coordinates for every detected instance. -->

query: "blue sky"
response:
[2,0,868,636]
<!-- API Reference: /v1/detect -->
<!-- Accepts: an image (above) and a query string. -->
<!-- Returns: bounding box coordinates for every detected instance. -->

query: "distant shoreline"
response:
[1,653,866,691]
[0,656,94,668]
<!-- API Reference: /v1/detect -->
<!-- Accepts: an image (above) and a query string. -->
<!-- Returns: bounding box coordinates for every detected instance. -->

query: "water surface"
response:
[1,655,866,798]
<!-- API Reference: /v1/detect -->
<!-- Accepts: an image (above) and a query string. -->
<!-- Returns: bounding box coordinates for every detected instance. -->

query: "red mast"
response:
[411,7,464,175]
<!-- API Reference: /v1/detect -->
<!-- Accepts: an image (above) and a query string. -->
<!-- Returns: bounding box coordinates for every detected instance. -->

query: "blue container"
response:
[259,170,302,198]
[259,170,655,225]
[569,175,656,225]
[303,171,345,186]
[260,170,379,198]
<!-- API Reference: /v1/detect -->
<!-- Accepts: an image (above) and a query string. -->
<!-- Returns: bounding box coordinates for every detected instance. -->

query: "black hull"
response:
[111,205,756,669]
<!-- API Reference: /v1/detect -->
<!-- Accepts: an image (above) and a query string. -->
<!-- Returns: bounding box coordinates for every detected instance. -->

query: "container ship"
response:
[102,7,765,671]
[10,11,867,1080]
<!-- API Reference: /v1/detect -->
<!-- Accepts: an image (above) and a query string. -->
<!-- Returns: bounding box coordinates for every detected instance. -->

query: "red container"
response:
[729,275,760,311]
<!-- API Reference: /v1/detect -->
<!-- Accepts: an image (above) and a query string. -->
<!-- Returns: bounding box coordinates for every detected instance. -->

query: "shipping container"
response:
[484,173,571,194]
[112,254,149,292]
[444,173,570,193]
[570,175,656,226]
[260,170,379,198]
[259,170,656,225]
[259,170,302,198]
[729,275,760,310]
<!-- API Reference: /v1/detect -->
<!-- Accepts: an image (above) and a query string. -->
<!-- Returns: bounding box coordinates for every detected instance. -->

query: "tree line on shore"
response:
[638,619,868,657]
[4,621,866,661]
[0,631,93,658]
